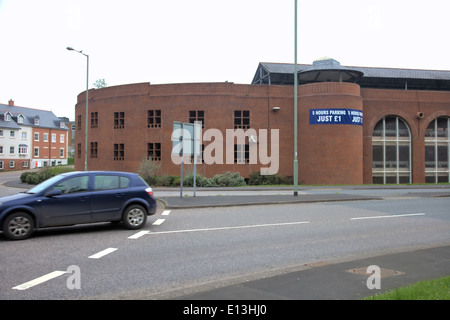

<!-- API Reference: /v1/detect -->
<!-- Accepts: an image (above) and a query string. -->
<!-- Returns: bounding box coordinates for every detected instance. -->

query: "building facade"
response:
[0,100,69,171]
[74,59,450,185]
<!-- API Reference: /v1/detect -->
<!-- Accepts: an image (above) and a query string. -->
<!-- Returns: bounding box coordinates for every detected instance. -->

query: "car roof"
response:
[61,171,138,177]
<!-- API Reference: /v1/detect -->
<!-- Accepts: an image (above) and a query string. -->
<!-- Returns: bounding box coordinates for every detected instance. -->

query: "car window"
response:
[94,175,129,190]
[120,176,130,188]
[53,176,89,194]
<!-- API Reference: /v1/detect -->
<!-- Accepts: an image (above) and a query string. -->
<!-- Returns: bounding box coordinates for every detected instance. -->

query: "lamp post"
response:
[293,0,299,196]
[67,47,89,171]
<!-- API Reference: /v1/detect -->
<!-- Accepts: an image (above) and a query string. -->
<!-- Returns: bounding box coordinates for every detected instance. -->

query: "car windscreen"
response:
[27,174,67,194]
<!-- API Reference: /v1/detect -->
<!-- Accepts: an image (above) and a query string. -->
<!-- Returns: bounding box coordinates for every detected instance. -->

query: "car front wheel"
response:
[2,212,35,240]
[122,205,147,229]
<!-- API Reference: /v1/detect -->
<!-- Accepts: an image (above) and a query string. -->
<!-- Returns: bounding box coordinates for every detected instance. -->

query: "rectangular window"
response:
[34,133,39,141]
[189,110,205,128]
[0,130,3,136]
[52,134,56,143]
[10,131,15,137]
[114,112,125,129]
[94,175,129,190]
[114,143,124,161]
[147,143,161,161]
[22,132,27,139]
[44,133,48,142]
[34,147,39,157]
[90,142,98,158]
[77,115,82,130]
[19,146,28,154]
[234,110,250,129]
[91,112,98,128]
[60,134,65,143]
[23,161,29,168]
[60,148,65,157]
[77,143,81,158]
[0,160,3,170]
[10,160,15,168]
[0,146,3,154]
[234,144,249,164]
[147,110,162,128]
[10,146,14,154]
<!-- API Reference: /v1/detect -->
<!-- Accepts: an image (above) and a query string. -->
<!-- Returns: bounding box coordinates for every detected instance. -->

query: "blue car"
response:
[0,171,157,240]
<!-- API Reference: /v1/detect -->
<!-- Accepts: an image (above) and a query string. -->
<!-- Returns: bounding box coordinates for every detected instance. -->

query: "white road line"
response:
[152,219,166,225]
[12,270,67,290]
[147,221,310,236]
[128,231,150,239]
[162,210,171,216]
[88,247,118,259]
[350,213,426,220]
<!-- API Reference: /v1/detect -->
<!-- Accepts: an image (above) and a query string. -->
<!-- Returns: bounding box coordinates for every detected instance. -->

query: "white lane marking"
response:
[350,213,426,220]
[12,270,67,290]
[162,210,171,216]
[128,231,150,239]
[152,219,166,226]
[147,221,310,236]
[88,247,118,259]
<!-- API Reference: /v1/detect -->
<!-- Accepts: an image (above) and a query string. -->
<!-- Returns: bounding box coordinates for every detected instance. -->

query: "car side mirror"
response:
[45,190,63,197]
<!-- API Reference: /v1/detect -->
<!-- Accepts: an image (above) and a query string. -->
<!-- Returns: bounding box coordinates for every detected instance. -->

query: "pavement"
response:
[3,177,450,300]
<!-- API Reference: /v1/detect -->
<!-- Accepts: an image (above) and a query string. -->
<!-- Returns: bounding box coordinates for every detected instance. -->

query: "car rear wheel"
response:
[122,205,147,229]
[2,212,35,240]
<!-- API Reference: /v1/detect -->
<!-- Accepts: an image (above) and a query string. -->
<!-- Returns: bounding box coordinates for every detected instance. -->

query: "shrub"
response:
[138,158,161,186]
[212,171,246,187]
[20,166,74,185]
[155,175,180,187]
[248,171,288,185]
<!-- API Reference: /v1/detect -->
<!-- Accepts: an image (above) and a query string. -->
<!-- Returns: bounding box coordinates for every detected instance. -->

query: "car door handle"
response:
[79,196,89,202]
[115,193,125,197]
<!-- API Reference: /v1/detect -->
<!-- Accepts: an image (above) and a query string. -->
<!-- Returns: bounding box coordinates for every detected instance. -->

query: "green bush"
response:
[248,171,291,185]
[179,171,246,187]
[212,171,246,187]
[137,158,161,186]
[155,175,180,187]
[20,166,74,185]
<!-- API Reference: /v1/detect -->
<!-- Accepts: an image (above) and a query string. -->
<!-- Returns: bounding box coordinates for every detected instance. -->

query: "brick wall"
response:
[74,82,450,184]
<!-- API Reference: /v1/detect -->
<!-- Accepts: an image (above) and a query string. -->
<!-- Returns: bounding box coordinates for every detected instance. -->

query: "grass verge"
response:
[364,275,450,300]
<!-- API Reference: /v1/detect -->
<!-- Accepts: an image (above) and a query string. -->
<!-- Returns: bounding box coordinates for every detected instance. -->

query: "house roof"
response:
[0,104,68,130]
[251,61,450,91]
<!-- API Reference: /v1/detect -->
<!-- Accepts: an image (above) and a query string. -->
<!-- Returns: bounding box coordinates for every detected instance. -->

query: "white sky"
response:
[1,0,449,120]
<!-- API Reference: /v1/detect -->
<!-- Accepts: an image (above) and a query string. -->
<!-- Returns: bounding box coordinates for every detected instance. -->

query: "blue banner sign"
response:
[309,108,363,125]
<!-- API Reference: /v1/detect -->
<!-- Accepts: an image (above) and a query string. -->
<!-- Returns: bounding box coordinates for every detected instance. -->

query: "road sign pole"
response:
[180,122,184,198]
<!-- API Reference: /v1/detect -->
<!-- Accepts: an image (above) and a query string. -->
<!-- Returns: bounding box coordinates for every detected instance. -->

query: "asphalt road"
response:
[0,178,449,300]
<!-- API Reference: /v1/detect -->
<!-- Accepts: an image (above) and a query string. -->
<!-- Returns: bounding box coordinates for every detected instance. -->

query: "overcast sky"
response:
[1,0,449,120]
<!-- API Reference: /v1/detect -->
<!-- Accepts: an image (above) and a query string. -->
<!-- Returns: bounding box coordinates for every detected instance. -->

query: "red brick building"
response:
[74,59,450,185]
[1,100,69,171]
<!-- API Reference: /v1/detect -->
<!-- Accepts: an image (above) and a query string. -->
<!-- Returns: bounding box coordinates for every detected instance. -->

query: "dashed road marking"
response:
[128,230,150,239]
[162,210,171,216]
[152,219,166,226]
[88,247,118,259]
[12,270,67,290]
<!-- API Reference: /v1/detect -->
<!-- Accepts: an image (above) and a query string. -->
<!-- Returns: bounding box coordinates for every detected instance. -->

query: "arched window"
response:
[372,116,411,184]
[425,117,450,183]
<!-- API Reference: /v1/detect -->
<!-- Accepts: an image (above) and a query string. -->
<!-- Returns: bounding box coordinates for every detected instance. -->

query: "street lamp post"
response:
[293,0,299,196]
[67,47,89,171]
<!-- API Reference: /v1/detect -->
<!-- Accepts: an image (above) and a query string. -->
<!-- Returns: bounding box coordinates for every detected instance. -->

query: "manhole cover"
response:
[346,266,404,278]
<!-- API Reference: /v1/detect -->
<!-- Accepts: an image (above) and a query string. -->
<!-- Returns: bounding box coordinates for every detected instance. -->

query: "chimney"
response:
[8,99,14,106]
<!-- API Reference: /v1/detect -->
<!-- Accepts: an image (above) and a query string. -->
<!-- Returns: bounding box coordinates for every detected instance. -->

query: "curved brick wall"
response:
[74,81,450,185]
[298,82,363,185]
